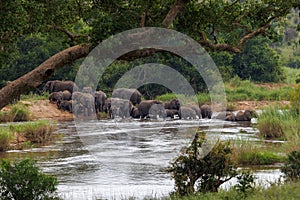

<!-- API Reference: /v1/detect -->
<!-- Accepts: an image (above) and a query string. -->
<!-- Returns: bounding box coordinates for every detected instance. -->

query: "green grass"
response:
[0,128,12,151]
[0,120,56,151]
[233,140,285,166]
[0,102,30,122]
[160,181,300,200]
[283,67,300,84]
[155,77,294,104]
[20,92,49,101]
[257,106,300,140]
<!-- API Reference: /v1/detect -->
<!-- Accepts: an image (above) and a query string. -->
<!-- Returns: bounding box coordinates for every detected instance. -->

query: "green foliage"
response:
[0,159,59,200]
[232,36,285,82]
[163,180,300,200]
[0,129,12,152]
[234,171,256,197]
[233,140,285,166]
[9,103,30,122]
[165,131,237,196]
[258,106,300,140]
[282,150,300,182]
[225,76,292,101]
[8,120,55,145]
[290,83,300,112]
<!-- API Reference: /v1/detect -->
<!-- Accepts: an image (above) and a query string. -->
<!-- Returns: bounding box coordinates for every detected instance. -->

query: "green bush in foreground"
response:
[165,131,237,196]
[0,159,60,200]
[282,150,300,182]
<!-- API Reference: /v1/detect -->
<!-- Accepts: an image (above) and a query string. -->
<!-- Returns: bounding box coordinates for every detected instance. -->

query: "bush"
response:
[9,103,30,122]
[290,83,300,112]
[0,129,12,152]
[9,120,55,146]
[0,159,60,200]
[165,131,237,196]
[257,107,285,139]
[282,150,300,182]
[234,171,256,197]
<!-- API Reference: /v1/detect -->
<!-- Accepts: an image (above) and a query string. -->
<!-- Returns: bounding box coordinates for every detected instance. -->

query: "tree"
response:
[0,159,59,200]
[0,0,299,109]
[232,36,285,82]
[165,131,237,196]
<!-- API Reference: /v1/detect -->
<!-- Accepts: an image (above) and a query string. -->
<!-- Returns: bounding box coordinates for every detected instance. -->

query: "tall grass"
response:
[161,180,300,200]
[0,103,30,122]
[233,140,285,166]
[257,106,300,141]
[20,92,49,101]
[155,77,293,104]
[0,120,56,151]
[9,120,55,145]
[0,128,12,151]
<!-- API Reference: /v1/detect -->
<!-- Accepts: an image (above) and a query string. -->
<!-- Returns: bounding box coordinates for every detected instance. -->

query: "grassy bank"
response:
[233,141,285,166]
[156,77,293,105]
[0,120,56,151]
[160,181,300,200]
[0,103,30,122]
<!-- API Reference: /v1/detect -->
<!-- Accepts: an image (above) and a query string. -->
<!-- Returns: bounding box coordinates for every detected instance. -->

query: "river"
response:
[0,117,282,200]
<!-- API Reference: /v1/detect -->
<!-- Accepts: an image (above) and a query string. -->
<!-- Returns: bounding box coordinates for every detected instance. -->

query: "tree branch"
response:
[162,0,191,28]
[47,25,89,45]
[0,44,91,110]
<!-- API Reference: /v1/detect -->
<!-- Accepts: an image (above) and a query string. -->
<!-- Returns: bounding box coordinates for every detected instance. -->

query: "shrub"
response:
[282,150,300,182]
[257,107,285,139]
[9,120,55,145]
[0,159,60,200]
[290,83,300,112]
[165,131,237,196]
[234,171,256,197]
[0,128,12,152]
[9,103,30,121]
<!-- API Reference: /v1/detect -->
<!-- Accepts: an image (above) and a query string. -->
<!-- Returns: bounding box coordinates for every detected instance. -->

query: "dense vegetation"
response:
[0,1,299,100]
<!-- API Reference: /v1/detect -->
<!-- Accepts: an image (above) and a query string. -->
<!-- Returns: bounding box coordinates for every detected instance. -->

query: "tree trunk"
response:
[0,44,91,110]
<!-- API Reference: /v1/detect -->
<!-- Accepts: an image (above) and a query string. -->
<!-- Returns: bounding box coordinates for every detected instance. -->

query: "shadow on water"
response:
[0,118,282,199]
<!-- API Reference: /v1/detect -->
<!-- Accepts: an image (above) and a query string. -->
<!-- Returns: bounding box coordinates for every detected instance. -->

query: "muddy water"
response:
[1,118,282,200]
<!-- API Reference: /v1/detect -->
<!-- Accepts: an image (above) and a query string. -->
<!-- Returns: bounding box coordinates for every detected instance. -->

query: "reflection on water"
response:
[0,118,282,200]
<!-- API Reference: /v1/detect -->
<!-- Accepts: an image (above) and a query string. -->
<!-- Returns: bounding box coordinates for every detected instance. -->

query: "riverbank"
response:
[0,99,290,121]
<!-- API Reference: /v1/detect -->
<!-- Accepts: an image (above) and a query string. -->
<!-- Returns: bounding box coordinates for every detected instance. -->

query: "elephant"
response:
[49,91,63,103]
[138,100,163,119]
[235,110,256,121]
[109,98,133,118]
[72,92,95,116]
[94,90,107,113]
[186,104,202,119]
[179,106,197,119]
[200,104,212,119]
[44,80,79,94]
[62,90,72,101]
[112,88,142,105]
[165,109,179,118]
[164,99,181,110]
[216,112,235,121]
[57,100,72,113]
[130,106,141,119]
[82,86,93,94]
[149,103,167,119]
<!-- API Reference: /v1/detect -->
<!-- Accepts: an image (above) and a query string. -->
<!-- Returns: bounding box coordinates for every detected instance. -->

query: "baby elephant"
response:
[138,100,164,119]
[49,91,63,103]
[57,100,73,113]
[164,99,181,110]
[179,106,197,119]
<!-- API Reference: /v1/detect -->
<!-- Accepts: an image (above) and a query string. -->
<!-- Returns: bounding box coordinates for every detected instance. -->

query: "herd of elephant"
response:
[44,80,256,121]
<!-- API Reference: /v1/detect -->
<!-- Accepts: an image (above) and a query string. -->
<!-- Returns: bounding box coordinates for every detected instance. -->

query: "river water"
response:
[1,117,282,200]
